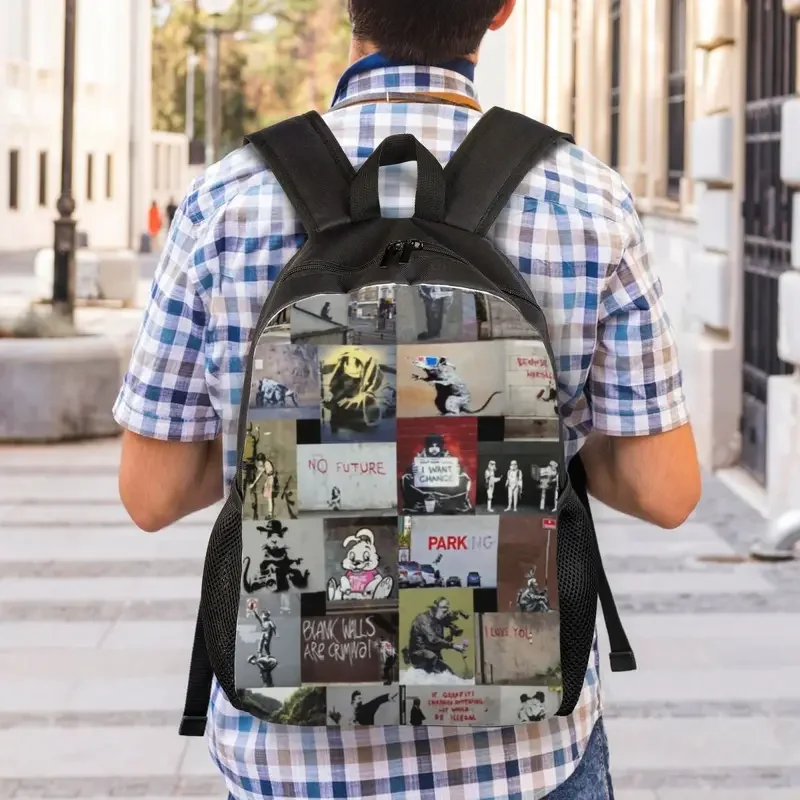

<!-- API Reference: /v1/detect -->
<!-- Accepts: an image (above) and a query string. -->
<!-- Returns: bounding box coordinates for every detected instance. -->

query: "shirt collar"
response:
[331,53,479,109]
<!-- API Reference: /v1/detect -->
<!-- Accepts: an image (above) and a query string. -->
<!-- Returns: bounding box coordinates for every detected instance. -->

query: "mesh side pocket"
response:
[198,490,244,704]
[555,481,599,715]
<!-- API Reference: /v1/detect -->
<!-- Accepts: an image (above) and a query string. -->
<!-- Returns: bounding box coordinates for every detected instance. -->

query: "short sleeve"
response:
[112,199,220,442]
[588,201,690,437]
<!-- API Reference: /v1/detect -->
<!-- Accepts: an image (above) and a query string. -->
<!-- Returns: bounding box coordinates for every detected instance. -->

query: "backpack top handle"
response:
[350,133,447,224]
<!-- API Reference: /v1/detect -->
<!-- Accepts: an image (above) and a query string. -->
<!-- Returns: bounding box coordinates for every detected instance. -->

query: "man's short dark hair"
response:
[348,0,506,64]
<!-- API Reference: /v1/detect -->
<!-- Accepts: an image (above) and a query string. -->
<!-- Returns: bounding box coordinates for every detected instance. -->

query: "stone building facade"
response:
[478,0,800,519]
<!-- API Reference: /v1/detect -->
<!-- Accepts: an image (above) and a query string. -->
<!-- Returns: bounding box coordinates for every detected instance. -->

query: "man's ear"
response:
[489,0,517,31]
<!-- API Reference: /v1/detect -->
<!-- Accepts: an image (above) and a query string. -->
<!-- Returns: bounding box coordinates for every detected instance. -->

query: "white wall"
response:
[0,0,152,252]
[151,131,190,215]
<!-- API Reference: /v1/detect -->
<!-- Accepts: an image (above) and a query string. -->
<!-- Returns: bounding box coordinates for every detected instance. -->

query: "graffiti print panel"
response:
[241,421,299,521]
[504,416,560,442]
[409,516,498,589]
[241,519,326,596]
[396,417,477,515]
[497,515,558,613]
[503,340,558,418]
[477,295,543,341]
[241,687,327,725]
[395,285,479,344]
[326,686,401,727]
[297,443,396,514]
[319,344,397,443]
[500,686,562,723]
[235,592,302,689]
[248,341,320,421]
[396,342,504,418]
[301,611,398,685]
[290,294,350,344]
[401,686,500,726]
[399,588,475,686]
[324,517,398,607]
[348,285,397,345]
[476,440,561,515]
[476,612,560,686]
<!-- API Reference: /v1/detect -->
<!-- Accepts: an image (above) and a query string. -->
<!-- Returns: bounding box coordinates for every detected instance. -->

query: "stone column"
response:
[683,0,742,470]
[771,2,800,516]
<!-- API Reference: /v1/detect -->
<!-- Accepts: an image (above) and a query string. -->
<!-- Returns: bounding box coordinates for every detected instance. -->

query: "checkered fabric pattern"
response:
[114,65,688,800]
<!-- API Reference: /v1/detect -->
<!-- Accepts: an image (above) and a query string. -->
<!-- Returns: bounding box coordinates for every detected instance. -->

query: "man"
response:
[115,1,701,796]
[350,689,399,726]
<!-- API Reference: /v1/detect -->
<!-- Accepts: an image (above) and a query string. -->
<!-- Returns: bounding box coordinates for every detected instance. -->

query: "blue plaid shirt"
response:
[115,64,687,800]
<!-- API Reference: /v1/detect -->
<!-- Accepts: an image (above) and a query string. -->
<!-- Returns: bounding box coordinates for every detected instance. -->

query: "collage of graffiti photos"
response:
[236,285,564,728]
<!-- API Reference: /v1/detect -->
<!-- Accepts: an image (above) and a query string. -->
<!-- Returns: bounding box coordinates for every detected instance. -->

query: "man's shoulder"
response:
[181,144,284,228]
[514,137,634,226]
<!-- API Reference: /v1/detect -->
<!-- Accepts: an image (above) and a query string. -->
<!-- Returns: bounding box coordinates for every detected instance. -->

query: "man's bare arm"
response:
[119,430,224,532]
[579,422,701,529]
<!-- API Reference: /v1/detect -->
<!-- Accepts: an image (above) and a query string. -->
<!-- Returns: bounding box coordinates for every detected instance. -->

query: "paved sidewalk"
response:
[0,439,798,800]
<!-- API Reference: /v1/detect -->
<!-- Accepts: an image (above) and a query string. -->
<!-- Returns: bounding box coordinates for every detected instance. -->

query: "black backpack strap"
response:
[443,107,574,236]
[244,111,355,235]
[178,609,213,736]
[569,453,637,673]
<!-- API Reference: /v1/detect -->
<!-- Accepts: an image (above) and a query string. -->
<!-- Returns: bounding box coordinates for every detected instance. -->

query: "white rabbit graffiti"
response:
[327,527,395,601]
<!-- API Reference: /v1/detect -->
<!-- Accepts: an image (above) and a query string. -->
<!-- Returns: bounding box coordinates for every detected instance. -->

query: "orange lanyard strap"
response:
[333,90,483,113]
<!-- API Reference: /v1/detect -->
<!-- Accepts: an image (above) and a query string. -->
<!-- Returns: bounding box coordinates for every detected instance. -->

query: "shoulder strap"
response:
[443,107,574,236]
[178,610,213,736]
[244,111,355,235]
[568,453,637,673]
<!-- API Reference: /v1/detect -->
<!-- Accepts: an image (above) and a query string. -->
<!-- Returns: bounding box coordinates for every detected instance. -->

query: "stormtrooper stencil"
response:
[477,442,561,515]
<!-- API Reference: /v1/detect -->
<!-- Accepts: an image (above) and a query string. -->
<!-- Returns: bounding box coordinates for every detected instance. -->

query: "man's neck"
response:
[347,38,478,66]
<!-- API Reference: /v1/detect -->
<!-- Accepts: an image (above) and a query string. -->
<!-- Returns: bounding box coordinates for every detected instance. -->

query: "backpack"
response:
[179,107,635,735]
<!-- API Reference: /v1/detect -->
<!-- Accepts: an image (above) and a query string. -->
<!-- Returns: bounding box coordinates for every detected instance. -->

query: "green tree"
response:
[151,0,350,151]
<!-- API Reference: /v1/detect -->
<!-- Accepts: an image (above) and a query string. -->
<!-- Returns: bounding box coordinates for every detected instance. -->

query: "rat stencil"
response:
[242,520,310,593]
[410,355,500,416]
[327,527,395,601]
[255,378,299,409]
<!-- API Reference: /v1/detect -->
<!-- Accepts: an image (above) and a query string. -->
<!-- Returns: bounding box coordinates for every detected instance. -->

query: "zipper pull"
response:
[380,241,404,268]
[400,240,423,263]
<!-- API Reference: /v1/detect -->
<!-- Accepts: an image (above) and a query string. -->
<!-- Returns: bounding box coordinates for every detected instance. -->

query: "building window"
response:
[609,0,622,169]
[8,149,20,210]
[38,151,48,207]
[86,153,94,201]
[667,0,687,199]
[105,154,113,199]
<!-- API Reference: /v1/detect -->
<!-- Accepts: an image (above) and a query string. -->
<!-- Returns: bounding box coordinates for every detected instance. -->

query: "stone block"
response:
[778,269,800,364]
[781,97,800,187]
[0,336,124,442]
[795,194,800,267]
[33,248,139,305]
[766,374,800,519]
[688,251,731,329]
[681,333,741,469]
[690,115,734,184]
[784,0,800,17]
[696,189,734,251]
[702,45,736,114]
[696,0,736,50]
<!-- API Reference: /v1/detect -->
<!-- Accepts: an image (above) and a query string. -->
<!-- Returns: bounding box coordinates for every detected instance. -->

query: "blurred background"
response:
[0,2,799,799]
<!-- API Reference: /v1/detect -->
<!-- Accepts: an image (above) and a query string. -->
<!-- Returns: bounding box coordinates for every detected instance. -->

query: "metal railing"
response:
[741,0,797,485]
